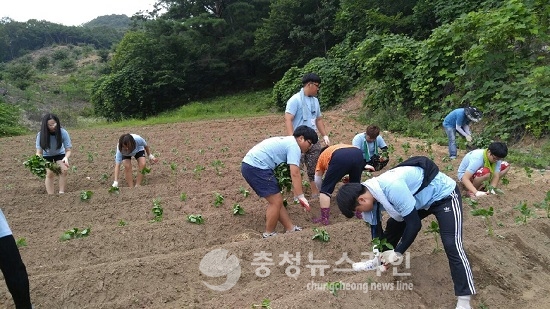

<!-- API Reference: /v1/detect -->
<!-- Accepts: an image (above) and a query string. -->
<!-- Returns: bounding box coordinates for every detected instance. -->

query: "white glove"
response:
[489,189,496,195]
[148,154,158,163]
[380,250,401,264]
[364,164,375,171]
[61,157,69,166]
[295,194,310,211]
[465,135,472,142]
[112,181,118,188]
[314,175,323,190]
[323,135,330,145]
[475,191,487,197]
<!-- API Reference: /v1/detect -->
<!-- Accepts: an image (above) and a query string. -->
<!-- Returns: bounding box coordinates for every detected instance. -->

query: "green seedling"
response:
[100,173,109,183]
[251,299,271,308]
[23,155,61,179]
[140,166,151,175]
[482,180,503,195]
[401,142,411,156]
[302,180,310,188]
[87,151,94,163]
[514,201,534,224]
[80,190,93,201]
[312,227,330,242]
[524,166,533,179]
[180,192,188,201]
[60,227,91,241]
[501,177,510,186]
[118,220,127,227]
[471,207,494,236]
[221,146,229,153]
[214,192,224,207]
[198,149,205,155]
[533,191,550,218]
[232,203,245,215]
[326,281,343,296]
[274,163,292,193]
[151,198,163,222]
[16,237,27,248]
[424,220,441,252]
[239,186,250,198]
[170,162,178,173]
[445,164,453,171]
[187,214,204,224]
[108,186,120,194]
[193,165,205,179]
[464,197,479,209]
[372,237,394,252]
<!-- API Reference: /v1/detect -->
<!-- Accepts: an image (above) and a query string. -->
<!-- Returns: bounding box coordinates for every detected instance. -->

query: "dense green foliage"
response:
[1,0,549,141]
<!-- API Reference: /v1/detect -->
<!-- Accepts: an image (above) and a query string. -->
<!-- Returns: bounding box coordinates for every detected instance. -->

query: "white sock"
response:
[59,191,64,194]
[456,295,471,309]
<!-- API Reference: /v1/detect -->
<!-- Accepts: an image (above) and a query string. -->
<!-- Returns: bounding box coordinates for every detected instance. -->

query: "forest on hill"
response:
[0,0,548,142]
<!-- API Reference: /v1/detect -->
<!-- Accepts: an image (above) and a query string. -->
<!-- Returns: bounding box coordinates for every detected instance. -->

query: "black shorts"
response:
[122,150,145,161]
[43,154,65,162]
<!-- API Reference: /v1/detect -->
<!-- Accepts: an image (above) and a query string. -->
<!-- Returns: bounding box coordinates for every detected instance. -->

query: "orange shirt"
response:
[315,144,355,173]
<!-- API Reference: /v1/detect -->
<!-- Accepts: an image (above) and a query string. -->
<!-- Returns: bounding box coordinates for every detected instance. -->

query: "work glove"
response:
[112,181,119,188]
[364,164,375,172]
[323,135,330,145]
[465,135,472,142]
[489,189,496,195]
[294,194,310,212]
[475,191,487,197]
[314,175,323,190]
[380,250,402,264]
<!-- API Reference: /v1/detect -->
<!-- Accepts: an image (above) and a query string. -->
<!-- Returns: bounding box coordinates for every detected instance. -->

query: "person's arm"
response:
[113,162,121,187]
[62,148,71,166]
[455,124,469,137]
[289,164,304,196]
[144,145,158,163]
[284,113,295,136]
[394,208,422,254]
[36,149,43,156]
[490,172,500,189]
[461,171,480,194]
[315,117,330,145]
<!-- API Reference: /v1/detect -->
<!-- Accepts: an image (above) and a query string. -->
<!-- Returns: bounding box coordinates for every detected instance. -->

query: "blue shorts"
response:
[241,162,280,198]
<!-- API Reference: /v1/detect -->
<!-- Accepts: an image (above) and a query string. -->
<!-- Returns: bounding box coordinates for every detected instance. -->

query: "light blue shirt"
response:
[35,128,72,156]
[0,209,12,238]
[443,108,470,128]
[351,133,387,160]
[457,149,502,180]
[115,134,147,163]
[242,136,302,170]
[375,166,457,217]
[285,88,322,131]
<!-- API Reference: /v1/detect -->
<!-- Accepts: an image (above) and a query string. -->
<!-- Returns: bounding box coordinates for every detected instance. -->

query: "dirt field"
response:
[1,98,549,309]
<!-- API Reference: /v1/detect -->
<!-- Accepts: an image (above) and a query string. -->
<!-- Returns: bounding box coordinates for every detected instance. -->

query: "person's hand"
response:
[465,135,472,142]
[489,189,496,195]
[380,250,401,265]
[475,191,488,197]
[323,135,330,145]
[61,157,69,166]
[112,181,118,188]
[364,164,375,172]
[314,175,323,190]
[295,194,310,212]
[148,154,158,164]
[341,175,350,183]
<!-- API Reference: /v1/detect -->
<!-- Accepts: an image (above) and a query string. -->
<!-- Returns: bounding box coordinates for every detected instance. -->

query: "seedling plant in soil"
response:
[424,220,441,252]
[232,204,245,215]
[60,227,91,241]
[187,214,204,224]
[16,237,27,248]
[372,237,394,252]
[514,201,535,224]
[312,227,330,242]
[251,299,271,308]
[471,206,495,236]
[151,198,163,222]
[80,190,93,201]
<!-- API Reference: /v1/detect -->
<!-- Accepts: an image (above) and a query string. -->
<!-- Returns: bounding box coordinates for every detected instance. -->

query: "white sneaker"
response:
[262,231,277,238]
[286,225,303,233]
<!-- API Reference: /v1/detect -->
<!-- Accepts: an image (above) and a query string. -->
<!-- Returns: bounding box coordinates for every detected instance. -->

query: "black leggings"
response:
[0,235,32,309]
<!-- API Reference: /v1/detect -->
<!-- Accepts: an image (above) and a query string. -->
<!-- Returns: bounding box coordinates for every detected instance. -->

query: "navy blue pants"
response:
[0,235,32,308]
[383,187,476,296]
[320,147,365,197]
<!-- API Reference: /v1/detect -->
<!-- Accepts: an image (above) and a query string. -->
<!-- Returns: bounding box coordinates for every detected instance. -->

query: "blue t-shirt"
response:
[35,128,72,156]
[0,209,12,238]
[351,133,387,160]
[115,134,147,163]
[242,136,302,170]
[376,166,456,217]
[285,88,322,131]
[443,108,470,128]
[457,149,502,180]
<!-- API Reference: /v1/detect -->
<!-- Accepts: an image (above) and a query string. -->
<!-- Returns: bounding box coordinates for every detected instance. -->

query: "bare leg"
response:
[122,159,134,187]
[135,157,147,187]
[58,170,68,193]
[264,193,295,233]
[472,174,490,191]
[44,169,55,194]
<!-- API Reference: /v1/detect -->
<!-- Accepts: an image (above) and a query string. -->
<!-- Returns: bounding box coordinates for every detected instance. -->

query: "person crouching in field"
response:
[312,144,374,225]
[241,125,318,238]
[457,142,510,198]
[112,134,158,188]
[36,113,72,194]
[336,156,476,309]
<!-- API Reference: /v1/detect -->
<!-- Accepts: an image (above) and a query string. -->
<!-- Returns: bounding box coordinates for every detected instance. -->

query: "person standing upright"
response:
[285,73,330,199]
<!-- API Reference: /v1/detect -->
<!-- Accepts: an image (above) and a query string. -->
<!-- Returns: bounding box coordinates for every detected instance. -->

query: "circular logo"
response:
[199,248,241,291]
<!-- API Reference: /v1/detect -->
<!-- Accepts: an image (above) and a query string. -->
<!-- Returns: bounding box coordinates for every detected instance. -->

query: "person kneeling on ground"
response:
[457,142,510,198]
[336,156,476,309]
[241,125,318,238]
[351,125,389,171]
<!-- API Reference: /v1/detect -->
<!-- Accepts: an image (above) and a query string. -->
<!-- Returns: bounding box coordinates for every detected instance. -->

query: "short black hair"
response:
[336,183,366,218]
[302,73,321,85]
[488,142,508,158]
[293,125,318,144]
